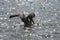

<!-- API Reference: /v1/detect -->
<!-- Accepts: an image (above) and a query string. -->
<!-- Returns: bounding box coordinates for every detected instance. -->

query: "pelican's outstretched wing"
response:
[9,14,19,18]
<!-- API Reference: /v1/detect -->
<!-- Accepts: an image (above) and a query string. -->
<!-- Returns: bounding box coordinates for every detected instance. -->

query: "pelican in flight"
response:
[9,12,35,27]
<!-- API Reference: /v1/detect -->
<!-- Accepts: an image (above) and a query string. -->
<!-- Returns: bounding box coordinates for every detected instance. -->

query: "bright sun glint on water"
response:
[0,0,60,40]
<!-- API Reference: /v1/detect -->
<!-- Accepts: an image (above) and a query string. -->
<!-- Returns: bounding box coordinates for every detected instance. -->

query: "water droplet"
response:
[1,24,4,26]
[8,20,11,22]
[55,13,57,16]
[12,26,14,28]
[7,12,10,15]
[4,0,8,1]
[1,8,4,10]
[30,33,32,36]
[34,24,37,26]
[31,7,34,9]
[28,0,34,2]
[0,35,3,37]
[48,19,51,22]
[51,35,54,38]
[4,18,7,19]
[53,29,56,32]
[39,27,42,29]
[7,26,10,29]
[0,18,3,20]
[17,2,25,6]
[43,21,47,23]
[12,7,16,10]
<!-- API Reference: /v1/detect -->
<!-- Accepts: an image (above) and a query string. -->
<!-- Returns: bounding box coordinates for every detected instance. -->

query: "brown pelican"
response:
[9,12,35,27]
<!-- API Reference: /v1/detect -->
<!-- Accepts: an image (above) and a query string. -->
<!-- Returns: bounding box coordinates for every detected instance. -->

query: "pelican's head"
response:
[30,12,35,18]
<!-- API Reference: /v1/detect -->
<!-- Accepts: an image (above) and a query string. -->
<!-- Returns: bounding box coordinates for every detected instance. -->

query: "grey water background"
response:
[0,0,60,40]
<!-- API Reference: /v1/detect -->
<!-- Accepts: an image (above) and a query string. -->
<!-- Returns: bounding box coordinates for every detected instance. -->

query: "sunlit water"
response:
[0,0,60,40]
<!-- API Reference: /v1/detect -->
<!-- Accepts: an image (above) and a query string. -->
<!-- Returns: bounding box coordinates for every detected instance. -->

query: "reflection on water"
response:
[0,0,60,40]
